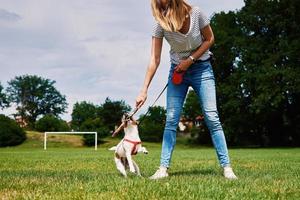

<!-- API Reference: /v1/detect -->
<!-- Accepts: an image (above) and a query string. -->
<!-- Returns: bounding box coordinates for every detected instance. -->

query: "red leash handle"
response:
[172,68,186,85]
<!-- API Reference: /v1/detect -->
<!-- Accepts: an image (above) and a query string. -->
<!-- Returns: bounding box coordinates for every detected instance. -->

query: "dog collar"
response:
[124,138,142,155]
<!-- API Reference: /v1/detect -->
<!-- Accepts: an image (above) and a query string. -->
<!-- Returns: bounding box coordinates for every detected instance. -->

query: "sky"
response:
[0,0,245,122]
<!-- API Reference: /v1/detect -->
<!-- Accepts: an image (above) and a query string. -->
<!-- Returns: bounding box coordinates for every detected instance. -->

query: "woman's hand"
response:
[175,58,193,72]
[135,92,147,109]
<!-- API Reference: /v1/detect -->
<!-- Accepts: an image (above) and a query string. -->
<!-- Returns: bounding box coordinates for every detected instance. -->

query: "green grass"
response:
[0,132,299,199]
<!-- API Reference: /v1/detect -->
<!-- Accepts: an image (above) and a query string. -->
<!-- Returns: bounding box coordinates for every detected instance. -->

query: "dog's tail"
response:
[108,146,117,151]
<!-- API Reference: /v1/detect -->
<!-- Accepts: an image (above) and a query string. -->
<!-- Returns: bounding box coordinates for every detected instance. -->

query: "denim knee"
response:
[165,108,179,132]
[204,110,223,132]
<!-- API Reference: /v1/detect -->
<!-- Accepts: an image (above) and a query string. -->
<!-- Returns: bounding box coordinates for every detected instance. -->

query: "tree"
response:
[35,114,70,132]
[210,0,300,146]
[70,98,130,145]
[71,101,97,131]
[139,106,166,142]
[210,10,253,145]
[97,97,131,130]
[6,75,68,128]
[79,118,110,146]
[0,82,10,110]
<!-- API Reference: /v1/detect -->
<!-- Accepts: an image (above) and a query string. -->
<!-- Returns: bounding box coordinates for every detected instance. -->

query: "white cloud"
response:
[0,8,21,21]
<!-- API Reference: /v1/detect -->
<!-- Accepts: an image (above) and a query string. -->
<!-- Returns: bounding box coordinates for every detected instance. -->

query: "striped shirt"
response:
[152,6,210,64]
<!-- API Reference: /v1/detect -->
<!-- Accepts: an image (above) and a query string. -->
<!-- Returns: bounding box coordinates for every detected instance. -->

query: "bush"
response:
[188,125,212,145]
[139,119,165,142]
[80,118,110,146]
[35,114,70,132]
[0,114,26,147]
[138,106,166,142]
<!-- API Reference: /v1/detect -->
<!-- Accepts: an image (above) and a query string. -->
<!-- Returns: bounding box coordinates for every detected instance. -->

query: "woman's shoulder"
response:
[191,6,203,15]
[191,6,209,21]
[191,6,199,11]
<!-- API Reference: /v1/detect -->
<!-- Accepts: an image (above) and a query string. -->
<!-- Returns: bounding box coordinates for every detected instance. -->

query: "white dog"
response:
[109,114,148,177]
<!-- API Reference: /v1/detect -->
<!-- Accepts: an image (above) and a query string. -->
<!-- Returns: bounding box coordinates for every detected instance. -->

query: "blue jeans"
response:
[160,61,230,168]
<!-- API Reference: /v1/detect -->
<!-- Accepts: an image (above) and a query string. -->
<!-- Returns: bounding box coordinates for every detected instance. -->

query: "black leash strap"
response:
[138,83,168,126]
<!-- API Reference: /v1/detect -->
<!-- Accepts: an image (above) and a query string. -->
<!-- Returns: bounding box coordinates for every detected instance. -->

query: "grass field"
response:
[0,132,299,199]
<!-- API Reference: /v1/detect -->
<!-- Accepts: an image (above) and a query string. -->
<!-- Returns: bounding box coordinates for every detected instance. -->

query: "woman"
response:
[135,0,237,180]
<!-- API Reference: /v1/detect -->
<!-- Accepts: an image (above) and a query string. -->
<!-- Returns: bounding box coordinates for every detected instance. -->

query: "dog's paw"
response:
[117,168,127,177]
[142,147,149,154]
[129,170,142,177]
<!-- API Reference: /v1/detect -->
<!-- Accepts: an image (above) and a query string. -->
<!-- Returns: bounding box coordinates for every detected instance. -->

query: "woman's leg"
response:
[191,62,230,167]
[160,73,189,168]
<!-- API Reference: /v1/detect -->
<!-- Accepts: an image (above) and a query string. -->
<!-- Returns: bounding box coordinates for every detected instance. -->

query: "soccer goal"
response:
[43,131,98,150]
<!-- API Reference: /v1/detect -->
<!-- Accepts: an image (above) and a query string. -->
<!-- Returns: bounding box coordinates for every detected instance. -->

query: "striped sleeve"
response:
[195,7,210,29]
[152,22,164,38]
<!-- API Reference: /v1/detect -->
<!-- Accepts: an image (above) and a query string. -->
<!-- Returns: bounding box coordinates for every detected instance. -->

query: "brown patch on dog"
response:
[121,157,129,169]
[115,153,121,159]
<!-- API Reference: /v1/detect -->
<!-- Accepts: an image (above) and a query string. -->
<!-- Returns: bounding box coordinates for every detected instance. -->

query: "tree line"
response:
[0,75,132,145]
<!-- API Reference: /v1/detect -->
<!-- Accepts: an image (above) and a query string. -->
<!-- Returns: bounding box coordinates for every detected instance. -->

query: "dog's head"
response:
[122,113,138,128]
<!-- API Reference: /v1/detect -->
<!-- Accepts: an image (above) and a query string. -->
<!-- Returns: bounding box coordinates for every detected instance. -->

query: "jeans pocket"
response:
[168,63,177,80]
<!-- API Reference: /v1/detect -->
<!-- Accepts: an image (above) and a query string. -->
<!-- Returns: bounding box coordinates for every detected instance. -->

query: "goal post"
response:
[44,131,98,150]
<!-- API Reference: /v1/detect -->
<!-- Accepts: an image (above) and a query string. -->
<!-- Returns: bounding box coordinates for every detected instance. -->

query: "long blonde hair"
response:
[151,0,192,32]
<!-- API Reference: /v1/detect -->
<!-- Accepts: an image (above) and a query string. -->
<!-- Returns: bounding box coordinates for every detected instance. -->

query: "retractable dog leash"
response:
[112,63,193,137]
[138,68,186,123]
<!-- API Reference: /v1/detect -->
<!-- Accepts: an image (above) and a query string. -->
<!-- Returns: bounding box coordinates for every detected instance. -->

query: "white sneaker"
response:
[224,166,238,180]
[149,166,169,180]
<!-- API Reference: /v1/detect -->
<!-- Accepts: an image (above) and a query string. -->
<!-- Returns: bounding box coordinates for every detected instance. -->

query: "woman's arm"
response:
[176,25,215,72]
[136,37,163,108]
